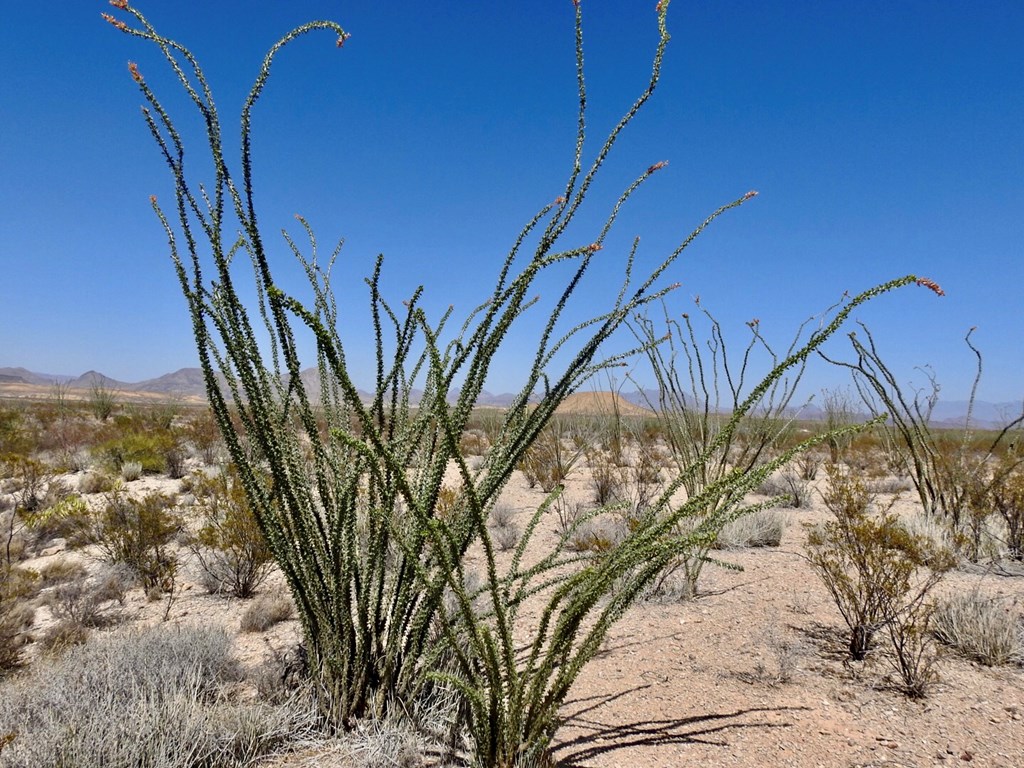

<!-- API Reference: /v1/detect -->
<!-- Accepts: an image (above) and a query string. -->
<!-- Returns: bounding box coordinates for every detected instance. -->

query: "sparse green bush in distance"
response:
[94,427,176,475]
[87,490,181,593]
[184,408,224,465]
[189,466,275,598]
[87,380,118,422]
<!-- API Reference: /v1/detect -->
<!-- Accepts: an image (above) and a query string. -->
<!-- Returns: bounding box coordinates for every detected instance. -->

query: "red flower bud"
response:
[915,277,945,297]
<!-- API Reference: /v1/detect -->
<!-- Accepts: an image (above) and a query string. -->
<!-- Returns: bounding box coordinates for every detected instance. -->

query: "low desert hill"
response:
[555,390,652,417]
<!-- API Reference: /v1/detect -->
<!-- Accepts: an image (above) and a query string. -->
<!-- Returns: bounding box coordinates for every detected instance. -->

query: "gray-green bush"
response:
[0,625,316,767]
[932,591,1022,666]
[107,0,937,762]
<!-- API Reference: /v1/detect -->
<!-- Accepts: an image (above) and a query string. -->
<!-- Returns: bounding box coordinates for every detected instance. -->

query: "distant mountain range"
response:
[1,366,1020,426]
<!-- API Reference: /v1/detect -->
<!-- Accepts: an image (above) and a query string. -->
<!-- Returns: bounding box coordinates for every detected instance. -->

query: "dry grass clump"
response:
[36,557,88,588]
[0,625,318,767]
[931,591,1023,666]
[0,566,38,675]
[241,592,297,633]
[78,470,116,495]
[866,476,914,495]
[120,460,144,481]
[716,509,787,550]
[736,626,803,687]
[487,503,520,552]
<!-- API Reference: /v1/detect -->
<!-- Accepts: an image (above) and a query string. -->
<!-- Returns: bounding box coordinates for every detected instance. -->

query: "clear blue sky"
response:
[1,1,1021,402]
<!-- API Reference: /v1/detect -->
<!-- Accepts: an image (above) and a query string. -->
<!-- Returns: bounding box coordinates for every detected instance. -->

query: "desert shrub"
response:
[241,592,296,633]
[629,299,830,597]
[184,408,224,465]
[94,430,177,475]
[736,626,801,687]
[87,380,118,421]
[587,450,624,505]
[866,476,914,495]
[716,509,787,549]
[37,618,91,656]
[491,522,520,552]
[45,564,128,630]
[78,470,116,495]
[551,496,589,539]
[886,599,940,698]
[1,511,27,569]
[488,502,516,528]
[107,0,938,760]
[120,459,144,481]
[795,449,823,481]
[565,518,622,554]
[21,493,93,553]
[0,565,38,675]
[806,464,955,661]
[0,625,316,767]
[88,490,181,593]
[821,387,858,464]
[0,407,30,460]
[2,455,53,516]
[756,468,812,508]
[37,557,88,588]
[900,512,962,560]
[189,467,274,598]
[971,455,1024,560]
[932,591,1022,666]
[460,428,490,457]
[827,326,1024,548]
[516,423,584,493]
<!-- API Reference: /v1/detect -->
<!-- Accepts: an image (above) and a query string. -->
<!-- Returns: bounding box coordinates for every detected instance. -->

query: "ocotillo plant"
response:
[107,0,940,762]
[628,298,827,596]
[824,323,1024,549]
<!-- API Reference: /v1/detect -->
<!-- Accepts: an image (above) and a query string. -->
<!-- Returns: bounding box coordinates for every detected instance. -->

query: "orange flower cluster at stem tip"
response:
[743,190,758,200]
[101,13,128,31]
[109,0,128,8]
[128,62,143,84]
[647,161,668,174]
[587,243,602,253]
[149,195,157,205]
[554,196,566,205]
[915,277,946,297]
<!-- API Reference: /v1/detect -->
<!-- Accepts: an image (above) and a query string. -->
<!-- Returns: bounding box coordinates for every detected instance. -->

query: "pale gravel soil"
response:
[16,463,1024,768]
